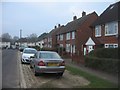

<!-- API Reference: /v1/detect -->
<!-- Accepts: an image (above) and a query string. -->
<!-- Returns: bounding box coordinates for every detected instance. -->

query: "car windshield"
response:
[24,49,36,54]
[39,52,61,59]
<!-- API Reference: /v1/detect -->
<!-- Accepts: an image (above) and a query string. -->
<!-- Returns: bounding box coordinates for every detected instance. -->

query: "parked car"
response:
[30,51,65,77]
[19,45,28,52]
[21,48,37,64]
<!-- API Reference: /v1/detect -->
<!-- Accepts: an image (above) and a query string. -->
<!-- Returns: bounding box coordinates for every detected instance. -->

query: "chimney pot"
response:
[54,26,57,29]
[82,11,86,17]
[73,16,77,21]
[58,24,61,27]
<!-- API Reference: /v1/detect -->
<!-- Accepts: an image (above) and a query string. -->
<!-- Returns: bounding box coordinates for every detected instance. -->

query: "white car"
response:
[21,48,37,64]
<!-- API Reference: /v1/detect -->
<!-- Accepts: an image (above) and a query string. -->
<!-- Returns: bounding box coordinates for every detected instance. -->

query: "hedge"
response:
[84,56,119,74]
[88,48,118,59]
[84,48,119,74]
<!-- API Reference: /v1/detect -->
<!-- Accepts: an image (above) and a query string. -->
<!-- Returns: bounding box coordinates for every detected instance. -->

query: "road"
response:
[2,49,20,88]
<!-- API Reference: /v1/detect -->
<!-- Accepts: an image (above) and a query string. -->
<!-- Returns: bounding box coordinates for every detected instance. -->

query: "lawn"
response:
[66,65,118,88]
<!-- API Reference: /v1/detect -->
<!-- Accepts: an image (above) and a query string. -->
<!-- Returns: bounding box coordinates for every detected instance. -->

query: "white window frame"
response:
[66,32,70,40]
[72,31,75,39]
[57,35,59,40]
[66,44,70,52]
[105,44,118,48]
[60,44,63,47]
[72,45,75,53]
[95,25,101,37]
[60,34,63,41]
[105,21,118,36]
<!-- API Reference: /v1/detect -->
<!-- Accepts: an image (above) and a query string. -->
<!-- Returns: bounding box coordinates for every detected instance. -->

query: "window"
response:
[60,44,63,47]
[60,34,63,41]
[57,35,59,40]
[70,45,75,54]
[66,32,70,40]
[105,44,118,48]
[105,21,118,36]
[95,25,101,37]
[66,44,70,52]
[72,31,75,39]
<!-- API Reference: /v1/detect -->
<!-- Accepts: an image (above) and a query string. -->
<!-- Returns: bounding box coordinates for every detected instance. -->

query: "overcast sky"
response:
[1,0,118,38]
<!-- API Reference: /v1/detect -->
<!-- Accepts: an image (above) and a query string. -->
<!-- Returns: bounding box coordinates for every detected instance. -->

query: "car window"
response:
[23,49,36,54]
[39,52,61,59]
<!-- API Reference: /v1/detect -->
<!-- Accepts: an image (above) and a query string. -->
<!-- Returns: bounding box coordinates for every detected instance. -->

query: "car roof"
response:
[24,48,36,50]
[38,51,57,53]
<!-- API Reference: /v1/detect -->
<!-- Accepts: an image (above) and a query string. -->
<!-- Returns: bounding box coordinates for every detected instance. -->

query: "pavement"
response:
[64,59,118,85]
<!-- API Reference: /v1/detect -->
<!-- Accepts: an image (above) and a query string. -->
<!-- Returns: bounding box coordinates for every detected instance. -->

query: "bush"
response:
[89,48,118,59]
[84,56,118,74]
[84,48,119,74]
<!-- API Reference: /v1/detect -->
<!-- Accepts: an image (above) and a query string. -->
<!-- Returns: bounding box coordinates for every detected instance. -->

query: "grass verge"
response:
[66,65,118,88]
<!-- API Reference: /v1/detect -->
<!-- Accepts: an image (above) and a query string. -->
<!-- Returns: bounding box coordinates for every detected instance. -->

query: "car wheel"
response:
[30,64,33,69]
[56,73,63,78]
[34,66,39,76]
[59,72,63,76]
[21,60,24,64]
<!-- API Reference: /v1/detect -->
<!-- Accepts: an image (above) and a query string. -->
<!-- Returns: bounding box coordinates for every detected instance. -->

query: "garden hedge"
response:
[84,48,119,74]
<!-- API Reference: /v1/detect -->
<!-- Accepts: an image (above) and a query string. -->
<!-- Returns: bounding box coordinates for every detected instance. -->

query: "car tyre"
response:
[56,72,63,78]
[30,64,33,69]
[34,66,39,76]
[21,60,24,64]
[59,72,63,76]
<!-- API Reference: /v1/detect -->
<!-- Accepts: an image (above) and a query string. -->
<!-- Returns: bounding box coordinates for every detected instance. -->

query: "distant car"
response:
[19,45,28,52]
[21,48,37,64]
[30,51,65,77]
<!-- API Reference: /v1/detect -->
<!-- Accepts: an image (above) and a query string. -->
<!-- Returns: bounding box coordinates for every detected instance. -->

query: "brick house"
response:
[85,1,119,55]
[48,24,64,49]
[56,11,98,63]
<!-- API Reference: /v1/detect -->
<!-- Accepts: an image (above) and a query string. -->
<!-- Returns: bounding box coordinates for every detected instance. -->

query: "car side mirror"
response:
[30,56,35,58]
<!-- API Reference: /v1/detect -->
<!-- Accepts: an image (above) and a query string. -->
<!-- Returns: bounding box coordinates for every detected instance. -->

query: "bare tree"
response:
[2,33,12,40]
[27,33,38,42]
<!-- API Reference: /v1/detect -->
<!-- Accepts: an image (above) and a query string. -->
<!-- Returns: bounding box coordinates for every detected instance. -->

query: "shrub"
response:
[89,48,118,59]
[84,56,118,74]
[84,48,119,74]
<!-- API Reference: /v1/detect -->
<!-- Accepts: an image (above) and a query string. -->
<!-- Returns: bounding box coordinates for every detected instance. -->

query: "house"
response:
[36,40,44,48]
[15,38,28,47]
[48,24,64,49]
[0,38,11,48]
[56,11,98,63]
[85,1,119,55]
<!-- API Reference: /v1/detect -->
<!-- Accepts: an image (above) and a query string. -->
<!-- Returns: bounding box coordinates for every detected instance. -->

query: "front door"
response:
[88,46,94,53]
[84,45,94,55]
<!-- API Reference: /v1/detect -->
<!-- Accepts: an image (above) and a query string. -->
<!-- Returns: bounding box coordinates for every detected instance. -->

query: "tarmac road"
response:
[2,49,20,88]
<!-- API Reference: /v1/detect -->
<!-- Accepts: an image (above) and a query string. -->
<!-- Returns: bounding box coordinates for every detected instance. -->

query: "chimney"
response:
[82,11,86,17]
[54,26,57,29]
[73,16,77,21]
[58,24,61,27]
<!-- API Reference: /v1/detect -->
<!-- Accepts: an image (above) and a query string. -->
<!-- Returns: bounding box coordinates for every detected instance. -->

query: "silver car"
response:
[30,51,65,76]
[21,48,37,64]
